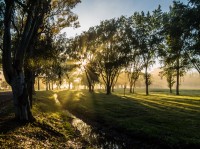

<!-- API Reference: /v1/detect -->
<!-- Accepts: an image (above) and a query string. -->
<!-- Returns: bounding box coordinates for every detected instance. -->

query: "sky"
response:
[63,0,188,37]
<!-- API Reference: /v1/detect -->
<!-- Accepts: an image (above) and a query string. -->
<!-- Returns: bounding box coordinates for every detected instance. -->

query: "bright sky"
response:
[63,0,188,37]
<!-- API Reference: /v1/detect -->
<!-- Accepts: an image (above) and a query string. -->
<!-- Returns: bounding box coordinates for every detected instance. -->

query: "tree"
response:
[79,32,99,92]
[0,1,4,52]
[94,17,130,95]
[0,1,5,66]
[162,2,191,95]
[184,0,200,73]
[24,0,81,97]
[127,57,143,93]
[159,67,176,93]
[82,61,99,92]
[66,29,100,92]
[1,0,80,121]
[2,0,50,121]
[130,7,162,95]
[125,17,143,93]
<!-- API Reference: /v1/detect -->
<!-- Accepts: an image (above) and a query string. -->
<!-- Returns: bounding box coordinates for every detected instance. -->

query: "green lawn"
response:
[0,91,87,148]
[2,89,198,148]
[57,89,200,148]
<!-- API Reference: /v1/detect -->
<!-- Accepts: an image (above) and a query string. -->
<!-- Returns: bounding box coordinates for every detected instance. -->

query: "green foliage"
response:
[48,0,81,34]
[161,1,195,95]
[128,9,163,95]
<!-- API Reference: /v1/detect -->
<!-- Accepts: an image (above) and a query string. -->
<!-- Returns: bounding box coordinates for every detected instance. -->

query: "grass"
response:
[57,89,200,148]
[1,89,199,148]
[0,90,88,148]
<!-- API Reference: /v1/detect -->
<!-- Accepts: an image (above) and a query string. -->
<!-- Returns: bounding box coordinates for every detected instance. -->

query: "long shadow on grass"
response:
[0,95,24,134]
[114,93,200,148]
[0,106,29,134]
[0,116,25,134]
[59,90,200,148]
[0,91,58,134]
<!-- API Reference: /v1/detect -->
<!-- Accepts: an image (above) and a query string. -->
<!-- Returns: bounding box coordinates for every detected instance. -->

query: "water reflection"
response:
[71,116,126,149]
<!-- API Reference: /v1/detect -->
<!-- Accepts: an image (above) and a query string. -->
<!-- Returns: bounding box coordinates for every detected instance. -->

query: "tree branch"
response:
[14,0,28,12]
[186,53,200,74]
[2,0,14,84]
[11,17,20,37]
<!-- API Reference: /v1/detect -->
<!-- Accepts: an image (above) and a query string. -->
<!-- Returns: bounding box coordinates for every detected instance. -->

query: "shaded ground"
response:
[0,92,13,127]
[0,92,12,107]
[0,91,89,149]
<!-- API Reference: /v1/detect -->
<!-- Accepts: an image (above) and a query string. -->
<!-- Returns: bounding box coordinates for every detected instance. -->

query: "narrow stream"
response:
[71,117,126,149]
[55,94,139,148]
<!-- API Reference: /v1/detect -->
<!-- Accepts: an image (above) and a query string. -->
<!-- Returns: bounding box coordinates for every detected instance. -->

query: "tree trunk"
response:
[106,85,111,95]
[68,81,71,90]
[145,67,149,95]
[48,82,51,90]
[2,0,51,122]
[37,77,40,91]
[32,75,35,94]
[129,84,132,93]
[112,85,114,92]
[91,85,94,92]
[176,59,180,95]
[85,70,93,93]
[46,78,48,91]
[133,82,136,94]
[170,86,172,93]
[11,72,33,121]
[24,69,34,108]
[88,84,92,92]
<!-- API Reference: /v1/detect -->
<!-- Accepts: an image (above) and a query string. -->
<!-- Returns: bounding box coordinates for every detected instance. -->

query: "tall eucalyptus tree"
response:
[1,0,80,121]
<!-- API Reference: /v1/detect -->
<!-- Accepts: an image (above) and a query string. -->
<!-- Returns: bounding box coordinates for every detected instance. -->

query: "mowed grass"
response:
[57,89,200,148]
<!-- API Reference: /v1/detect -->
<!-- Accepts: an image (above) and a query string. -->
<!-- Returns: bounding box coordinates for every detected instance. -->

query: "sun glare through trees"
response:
[0,0,200,148]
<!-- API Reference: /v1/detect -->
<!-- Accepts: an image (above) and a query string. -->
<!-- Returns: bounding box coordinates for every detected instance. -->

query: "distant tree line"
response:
[66,0,200,95]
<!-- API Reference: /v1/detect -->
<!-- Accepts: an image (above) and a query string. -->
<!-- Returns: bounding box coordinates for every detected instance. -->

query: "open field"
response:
[1,89,200,148]
[57,89,200,148]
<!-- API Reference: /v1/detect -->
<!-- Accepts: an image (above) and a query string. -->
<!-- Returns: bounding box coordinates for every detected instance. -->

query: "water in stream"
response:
[55,95,138,148]
[71,117,128,149]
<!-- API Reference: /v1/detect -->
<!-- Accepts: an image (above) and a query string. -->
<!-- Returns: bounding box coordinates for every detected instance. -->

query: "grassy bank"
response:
[57,89,200,148]
[0,91,87,148]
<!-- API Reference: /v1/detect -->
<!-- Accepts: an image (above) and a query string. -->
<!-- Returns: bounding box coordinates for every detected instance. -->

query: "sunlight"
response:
[125,94,200,112]
[74,78,81,83]
[80,59,88,70]
[53,93,60,105]
[53,93,57,100]
[73,92,85,101]
[82,59,88,67]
